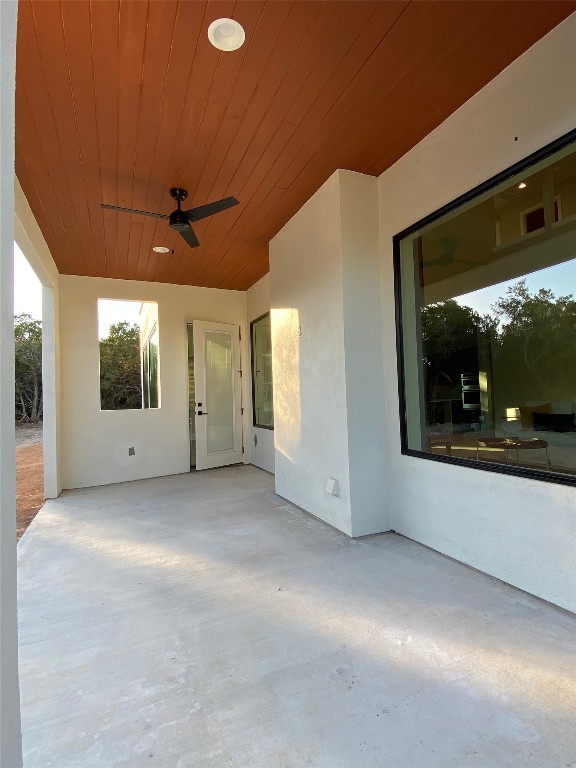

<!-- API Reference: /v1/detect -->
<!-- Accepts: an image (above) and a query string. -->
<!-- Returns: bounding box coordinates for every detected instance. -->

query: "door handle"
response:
[197,410,208,415]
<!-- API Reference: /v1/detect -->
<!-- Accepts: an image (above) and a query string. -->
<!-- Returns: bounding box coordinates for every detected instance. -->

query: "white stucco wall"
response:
[270,172,353,534]
[15,179,62,497]
[339,171,389,536]
[378,13,576,612]
[270,170,387,536]
[59,276,250,489]
[246,273,275,474]
[0,1,22,764]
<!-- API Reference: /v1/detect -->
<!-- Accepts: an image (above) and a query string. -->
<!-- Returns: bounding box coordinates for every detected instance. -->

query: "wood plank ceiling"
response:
[15,0,576,291]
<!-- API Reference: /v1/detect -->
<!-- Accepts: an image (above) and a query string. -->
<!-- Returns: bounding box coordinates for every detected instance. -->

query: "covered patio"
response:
[18,466,576,767]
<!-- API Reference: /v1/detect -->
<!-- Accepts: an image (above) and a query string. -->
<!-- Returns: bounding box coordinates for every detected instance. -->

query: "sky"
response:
[14,243,142,338]
[14,243,42,319]
[97,299,142,339]
[454,259,576,318]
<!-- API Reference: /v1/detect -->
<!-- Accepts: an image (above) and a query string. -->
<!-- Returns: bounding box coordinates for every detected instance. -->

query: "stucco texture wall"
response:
[378,14,576,612]
[269,170,387,536]
[59,275,249,489]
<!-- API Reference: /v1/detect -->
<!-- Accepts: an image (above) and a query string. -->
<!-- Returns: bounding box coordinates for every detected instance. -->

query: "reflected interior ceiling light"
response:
[518,182,527,189]
[208,18,245,51]
[152,246,170,253]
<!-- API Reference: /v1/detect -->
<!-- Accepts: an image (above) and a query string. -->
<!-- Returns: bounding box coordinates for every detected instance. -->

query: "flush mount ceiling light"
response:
[518,182,527,189]
[152,246,170,253]
[208,18,245,51]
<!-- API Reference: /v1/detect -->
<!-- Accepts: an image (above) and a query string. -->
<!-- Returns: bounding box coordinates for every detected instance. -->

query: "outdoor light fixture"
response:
[518,182,527,189]
[208,18,245,51]
[152,246,170,253]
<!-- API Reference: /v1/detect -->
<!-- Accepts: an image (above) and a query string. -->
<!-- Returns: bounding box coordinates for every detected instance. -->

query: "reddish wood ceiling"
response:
[15,0,575,291]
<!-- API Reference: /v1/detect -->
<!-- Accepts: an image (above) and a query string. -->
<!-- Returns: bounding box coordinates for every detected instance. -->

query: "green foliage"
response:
[491,279,576,402]
[421,279,576,408]
[99,321,142,410]
[14,314,43,423]
[421,300,495,398]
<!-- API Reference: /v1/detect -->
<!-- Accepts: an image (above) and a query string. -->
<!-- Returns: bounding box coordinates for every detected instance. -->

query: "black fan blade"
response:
[185,196,239,222]
[178,226,200,248]
[100,203,169,220]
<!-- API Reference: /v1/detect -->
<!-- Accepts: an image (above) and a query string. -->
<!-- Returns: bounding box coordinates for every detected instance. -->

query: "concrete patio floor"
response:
[17,465,576,767]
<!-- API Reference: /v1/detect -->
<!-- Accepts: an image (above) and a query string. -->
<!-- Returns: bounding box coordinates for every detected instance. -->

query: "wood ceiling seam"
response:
[357,3,574,176]
[183,1,398,277]
[45,0,98,276]
[15,140,72,276]
[183,24,332,280]
[188,1,292,212]
[137,2,182,281]
[121,0,152,281]
[60,0,103,278]
[274,1,444,195]
[295,2,408,133]
[174,3,265,215]
[180,1,267,198]
[135,1,207,280]
[148,1,225,267]
[14,114,71,273]
[91,0,122,277]
[25,0,90,277]
[88,0,110,278]
[17,38,81,276]
[176,123,296,285]
[256,1,469,215]
[188,0,371,266]
[179,3,321,274]
[181,1,324,277]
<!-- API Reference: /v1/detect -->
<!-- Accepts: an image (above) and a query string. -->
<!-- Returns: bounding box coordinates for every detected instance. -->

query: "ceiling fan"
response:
[100,188,239,248]
[423,236,485,268]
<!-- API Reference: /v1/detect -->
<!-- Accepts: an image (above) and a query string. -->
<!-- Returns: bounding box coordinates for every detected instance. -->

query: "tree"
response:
[99,321,142,410]
[14,314,43,422]
[421,300,495,396]
[491,279,576,402]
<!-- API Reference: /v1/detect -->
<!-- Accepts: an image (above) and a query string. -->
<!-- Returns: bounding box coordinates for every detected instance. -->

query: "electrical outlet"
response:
[128,447,135,456]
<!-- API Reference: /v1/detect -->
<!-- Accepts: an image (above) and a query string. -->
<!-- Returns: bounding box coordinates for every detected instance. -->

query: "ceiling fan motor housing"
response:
[169,209,191,231]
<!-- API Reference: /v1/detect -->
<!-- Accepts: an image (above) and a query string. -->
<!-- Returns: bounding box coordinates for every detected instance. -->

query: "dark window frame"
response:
[393,128,576,489]
[250,312,274,430]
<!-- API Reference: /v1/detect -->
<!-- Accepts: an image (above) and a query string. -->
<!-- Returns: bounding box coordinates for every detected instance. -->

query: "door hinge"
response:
[241,407,244,415]
[242,445,244,454]
[238,370,243,377]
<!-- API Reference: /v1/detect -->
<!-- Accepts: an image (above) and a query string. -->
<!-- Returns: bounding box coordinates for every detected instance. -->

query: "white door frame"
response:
[192,320,243,470]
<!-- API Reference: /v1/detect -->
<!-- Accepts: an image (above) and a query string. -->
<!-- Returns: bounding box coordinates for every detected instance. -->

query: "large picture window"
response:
[395,130,576,484]
[251,313,274,429]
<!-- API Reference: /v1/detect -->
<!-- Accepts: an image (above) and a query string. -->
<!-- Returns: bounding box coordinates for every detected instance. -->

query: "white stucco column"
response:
[0,1,23,765]
[15,179,63,499]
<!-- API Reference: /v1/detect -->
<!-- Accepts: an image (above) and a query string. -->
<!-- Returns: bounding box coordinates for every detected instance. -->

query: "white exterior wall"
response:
[59,276,250,489]
[270,172,352,533]
[246,273,275,474]
[270,170,387,536]
[0,1,22,764]
[378,14,576,612]
[339,172,389,536]
[15,179,62,497]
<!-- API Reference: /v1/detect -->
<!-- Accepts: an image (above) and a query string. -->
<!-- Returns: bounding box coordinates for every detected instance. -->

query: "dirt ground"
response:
[16,424,44,541]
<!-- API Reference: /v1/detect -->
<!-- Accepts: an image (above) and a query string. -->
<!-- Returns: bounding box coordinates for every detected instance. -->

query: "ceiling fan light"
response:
[208,18,245,51]
[152,246,170,253]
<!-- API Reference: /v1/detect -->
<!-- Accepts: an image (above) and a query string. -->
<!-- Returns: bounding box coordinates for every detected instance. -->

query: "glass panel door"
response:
[193,321,243,470]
